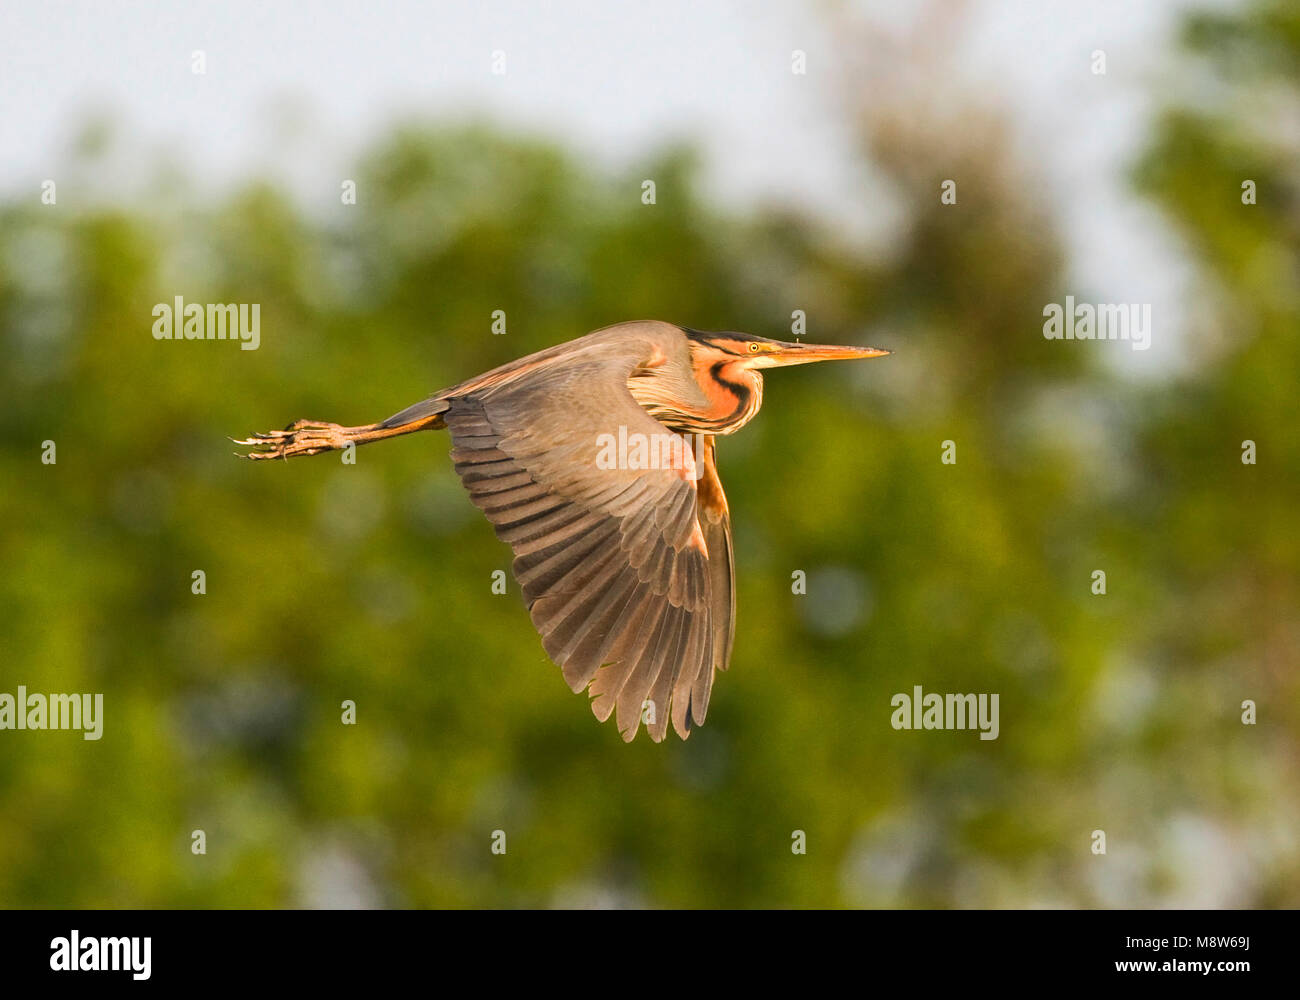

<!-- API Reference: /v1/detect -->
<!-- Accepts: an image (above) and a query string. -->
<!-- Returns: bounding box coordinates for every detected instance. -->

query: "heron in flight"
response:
[236,321,888,741]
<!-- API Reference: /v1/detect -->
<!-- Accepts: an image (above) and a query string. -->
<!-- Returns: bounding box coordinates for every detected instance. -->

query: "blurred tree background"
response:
[0,0,1296,907]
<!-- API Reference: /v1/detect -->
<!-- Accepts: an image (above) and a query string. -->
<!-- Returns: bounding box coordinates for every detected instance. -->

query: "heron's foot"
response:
[233,419,349,460]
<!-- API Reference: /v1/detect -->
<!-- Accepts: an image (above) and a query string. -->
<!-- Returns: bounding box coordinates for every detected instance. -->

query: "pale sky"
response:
[3,0,1228,376]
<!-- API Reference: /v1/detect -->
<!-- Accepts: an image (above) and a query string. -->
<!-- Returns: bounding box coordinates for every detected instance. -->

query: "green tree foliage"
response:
[0,4,1295,906]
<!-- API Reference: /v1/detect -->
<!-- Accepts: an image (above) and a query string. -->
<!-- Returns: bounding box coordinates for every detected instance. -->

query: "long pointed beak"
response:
[765,341,891,367]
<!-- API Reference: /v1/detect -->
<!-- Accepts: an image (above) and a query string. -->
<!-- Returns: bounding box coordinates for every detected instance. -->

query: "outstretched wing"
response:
[433,325,733,741]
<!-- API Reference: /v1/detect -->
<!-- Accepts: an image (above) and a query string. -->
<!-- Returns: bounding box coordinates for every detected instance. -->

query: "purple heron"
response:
[236,321,888,742]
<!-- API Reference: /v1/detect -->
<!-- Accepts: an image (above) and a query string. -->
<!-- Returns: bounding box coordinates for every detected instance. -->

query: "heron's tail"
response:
[378,395,451,430]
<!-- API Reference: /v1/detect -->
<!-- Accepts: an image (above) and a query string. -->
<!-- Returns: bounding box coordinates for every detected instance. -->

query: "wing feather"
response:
[430,323,736,741]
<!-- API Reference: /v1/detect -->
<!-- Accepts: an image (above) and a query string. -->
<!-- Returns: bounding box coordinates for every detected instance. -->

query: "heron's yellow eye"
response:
[748,342,760,353]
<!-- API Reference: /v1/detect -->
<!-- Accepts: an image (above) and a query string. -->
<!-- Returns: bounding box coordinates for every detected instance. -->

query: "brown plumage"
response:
[235,320,888,741]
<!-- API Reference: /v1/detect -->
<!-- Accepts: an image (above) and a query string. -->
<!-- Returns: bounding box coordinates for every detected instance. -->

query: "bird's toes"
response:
[286,419,338,433]
[233,420,346,460]
[232,429,294,459]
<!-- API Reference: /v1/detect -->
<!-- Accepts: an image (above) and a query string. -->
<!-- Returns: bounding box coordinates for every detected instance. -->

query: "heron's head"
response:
[684,328,890,370]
